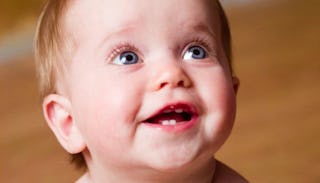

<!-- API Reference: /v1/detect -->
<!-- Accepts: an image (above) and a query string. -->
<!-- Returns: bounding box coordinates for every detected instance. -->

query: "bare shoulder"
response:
[212,161,249,183]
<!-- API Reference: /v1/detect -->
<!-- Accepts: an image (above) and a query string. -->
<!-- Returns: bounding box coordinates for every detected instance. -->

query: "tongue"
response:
[148,112,185,124]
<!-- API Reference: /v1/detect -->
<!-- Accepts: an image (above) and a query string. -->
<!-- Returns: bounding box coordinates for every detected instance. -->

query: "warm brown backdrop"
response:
[1,0,319,182]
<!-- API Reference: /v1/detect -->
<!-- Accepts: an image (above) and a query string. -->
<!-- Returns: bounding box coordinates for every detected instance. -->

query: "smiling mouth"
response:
[144,103,196,126]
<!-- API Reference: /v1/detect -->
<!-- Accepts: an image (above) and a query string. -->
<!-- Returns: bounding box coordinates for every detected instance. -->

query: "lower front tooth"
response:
[169,120,177,125]
[161,120,170,125]
[161,120,177,125]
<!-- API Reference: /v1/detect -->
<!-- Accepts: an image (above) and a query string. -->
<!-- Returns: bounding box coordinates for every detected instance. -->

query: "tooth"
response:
[164,109,172,113]
[169,119,177,125]
[175,109,183,113]
[161,120,170,125]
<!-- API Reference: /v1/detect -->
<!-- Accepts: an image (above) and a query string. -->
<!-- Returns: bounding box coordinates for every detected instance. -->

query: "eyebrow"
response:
[97,21,217,52]
[97,22,139,50]
[184,22,217,40]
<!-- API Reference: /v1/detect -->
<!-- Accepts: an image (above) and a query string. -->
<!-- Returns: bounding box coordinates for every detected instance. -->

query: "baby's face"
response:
[65,0,237,171]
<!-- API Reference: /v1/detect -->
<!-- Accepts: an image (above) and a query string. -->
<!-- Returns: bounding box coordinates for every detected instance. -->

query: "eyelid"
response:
[106,42,141,64]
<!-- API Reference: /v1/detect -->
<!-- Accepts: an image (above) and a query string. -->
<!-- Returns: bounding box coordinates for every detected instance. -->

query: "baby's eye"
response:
[183,46,207,60]
[112,51,139,65]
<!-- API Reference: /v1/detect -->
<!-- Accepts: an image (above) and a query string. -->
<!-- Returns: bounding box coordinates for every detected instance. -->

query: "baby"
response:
[34,0,247,182]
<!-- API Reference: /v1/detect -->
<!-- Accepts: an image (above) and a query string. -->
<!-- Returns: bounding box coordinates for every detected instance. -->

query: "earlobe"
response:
[43,94,86,154]
[232,76,240,94]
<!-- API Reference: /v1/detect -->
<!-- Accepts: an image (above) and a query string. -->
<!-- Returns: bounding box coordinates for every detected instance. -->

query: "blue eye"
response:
[113,51,139,65]
[183,46,207,60]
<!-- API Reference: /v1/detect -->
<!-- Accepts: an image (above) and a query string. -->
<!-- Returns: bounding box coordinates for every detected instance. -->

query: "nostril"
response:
[177,80,184,87]
[159,80,184,89]
[158,79,190,89]
[159,82,168,89]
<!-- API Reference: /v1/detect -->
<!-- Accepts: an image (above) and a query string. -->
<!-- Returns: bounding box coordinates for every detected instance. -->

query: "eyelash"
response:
[183,37,213,57]
[106,37,214,63]
[107,42,140,63]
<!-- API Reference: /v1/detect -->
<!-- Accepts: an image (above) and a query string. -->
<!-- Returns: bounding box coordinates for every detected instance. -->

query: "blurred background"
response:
[0,0,319,182]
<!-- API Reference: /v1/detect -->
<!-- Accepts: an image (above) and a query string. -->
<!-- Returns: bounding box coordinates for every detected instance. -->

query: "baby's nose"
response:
[149,62,192,91]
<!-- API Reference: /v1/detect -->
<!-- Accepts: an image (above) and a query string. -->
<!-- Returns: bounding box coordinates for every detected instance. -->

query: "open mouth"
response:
[144,103,197,126]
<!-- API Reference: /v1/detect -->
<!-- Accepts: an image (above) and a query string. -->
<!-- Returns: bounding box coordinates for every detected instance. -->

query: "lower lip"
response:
[142,115,199,133]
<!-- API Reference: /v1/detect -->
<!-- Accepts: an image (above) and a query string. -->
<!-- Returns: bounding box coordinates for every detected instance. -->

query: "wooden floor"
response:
[1,0,319,182]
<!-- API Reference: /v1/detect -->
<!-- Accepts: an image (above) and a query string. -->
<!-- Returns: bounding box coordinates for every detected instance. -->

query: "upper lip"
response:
[142,102,198,123]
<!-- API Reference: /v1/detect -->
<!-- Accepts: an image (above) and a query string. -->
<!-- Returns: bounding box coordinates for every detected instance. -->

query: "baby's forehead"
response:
[63,0,221,34]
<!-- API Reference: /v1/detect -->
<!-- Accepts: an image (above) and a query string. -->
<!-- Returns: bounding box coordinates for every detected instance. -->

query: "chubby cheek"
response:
[69,69,145,157]
[194,67,236,147]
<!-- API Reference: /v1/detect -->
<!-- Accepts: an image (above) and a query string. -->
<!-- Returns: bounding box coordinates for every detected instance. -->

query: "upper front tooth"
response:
[164,109,172,113]
[175,109,183,113]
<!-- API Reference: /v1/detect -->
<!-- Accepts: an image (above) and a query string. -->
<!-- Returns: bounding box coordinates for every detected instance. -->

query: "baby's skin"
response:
[42,0,247,182]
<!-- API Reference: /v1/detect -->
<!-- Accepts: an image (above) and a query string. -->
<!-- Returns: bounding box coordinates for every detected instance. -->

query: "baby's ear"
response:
[42,94,86,154]
[232,76,240,94]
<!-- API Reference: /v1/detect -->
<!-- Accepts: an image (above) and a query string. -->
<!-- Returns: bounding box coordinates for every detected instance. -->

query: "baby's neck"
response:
[76,158,218,183]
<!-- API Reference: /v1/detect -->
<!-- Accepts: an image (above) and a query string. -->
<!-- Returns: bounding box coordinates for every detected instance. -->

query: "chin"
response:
[144,142,207,172]
[149,158,195,172]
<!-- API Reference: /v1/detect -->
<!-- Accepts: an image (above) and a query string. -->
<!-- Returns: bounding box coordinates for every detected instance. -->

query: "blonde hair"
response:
[34,0,86,169]
[34,0,232,170]
[34,0,71,99]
